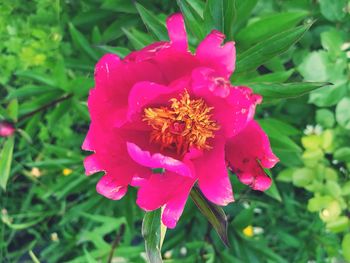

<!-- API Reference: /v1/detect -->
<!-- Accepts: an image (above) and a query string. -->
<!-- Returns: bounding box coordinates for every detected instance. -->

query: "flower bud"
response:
[0,121,15,137]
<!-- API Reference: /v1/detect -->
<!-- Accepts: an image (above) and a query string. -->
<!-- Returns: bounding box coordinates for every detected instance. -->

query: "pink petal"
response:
[83,123,150,198]
[166,13,188,51]
[161,183,193,228]
[124,42,171,62]
[126,142,193,178]
[191,68,261,137]
[82,126,94,151]
[194,136,234,206]
[96,175,128,200]
[127,81,182,122]
[84,154,103,176]
[225,121,279,191]
[196,30,235,79]
[91,54,165,128]
[136,171,195,228]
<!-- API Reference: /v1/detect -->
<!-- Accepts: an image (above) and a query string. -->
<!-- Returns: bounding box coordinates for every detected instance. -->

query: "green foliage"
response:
[0,0,349,262]
[142,210,163,263]
[190,185,229,246]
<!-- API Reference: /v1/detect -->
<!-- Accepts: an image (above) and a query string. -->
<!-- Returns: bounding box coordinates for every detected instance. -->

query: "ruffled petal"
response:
[126,142,193,178]
[194,136,234,206]
[136,171,195,228]
[84,154,103,176]
[96,175,128,200]
[225,121,279,191]
[124,42,171,62]
[82,123,150,200]
[166,13,188,51]
[91,53,166,128]
[127,79,187,122]
[196,30,235,79]
[191,68,261,137]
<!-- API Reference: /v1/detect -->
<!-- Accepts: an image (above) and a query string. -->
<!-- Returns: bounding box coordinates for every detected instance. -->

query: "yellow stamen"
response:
[143,90,219,156]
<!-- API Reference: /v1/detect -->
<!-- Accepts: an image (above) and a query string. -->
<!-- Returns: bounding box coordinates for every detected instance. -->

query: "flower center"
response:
[143,90,220,156]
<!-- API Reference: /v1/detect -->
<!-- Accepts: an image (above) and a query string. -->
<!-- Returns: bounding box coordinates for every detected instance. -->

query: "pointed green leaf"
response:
[142,210,163,263]
[6,84,55,100]
[7,99,18,122]
[101,0,137,14]
[235,22,313,73]
[232,0,258,35]
[236,11,308,48]
[122,28,154,50]
[190,185,229,246]
[248,82,331,101]
[15,70,57,87]
[177,0,205,41]
[69,23,99,61]
[0,136,15,190]
[96,45,131,58]
[263,169,282,202]
[203,0,237,40]
[135,3,168,41]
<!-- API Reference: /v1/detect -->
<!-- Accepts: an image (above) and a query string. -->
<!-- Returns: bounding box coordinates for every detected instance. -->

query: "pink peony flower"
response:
[0,121,15,137]
[82,13,279,228]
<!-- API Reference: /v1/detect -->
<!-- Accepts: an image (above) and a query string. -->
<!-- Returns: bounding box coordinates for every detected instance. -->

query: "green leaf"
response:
[232,0,258,35]
[263,169,282,202]
[321,29,343,57]
[316,109,335,128]
[7,99,19,122]
[69,23,99,61]
[190,185,229,246]
[298,51,329,82]
[177,0,205,41]
[276,168,295,183]
[91,26,102,44]
[248,82,330,101]
[0,136,15,190]
[142,210,163,263]
[292,168,315,187]
[258,118,300,136]
[203,0,237,40]
[223,0,236,40]
[235,69,294,84]
[235,22,312,73]
[101,0,137,14]
[72,10,114,26]
[236,11,308,48]
[122,28,154,50]
[7,84,55,99]
[101,16,138,43]
[334,147,350,162]
[232,208,253,230]
[309,82,347,107]
[336,97,350,130]
[135,3,168,41]
[96,45,131,58]
[341,233,350,261]
[326,216,349,233]
[319,0,347,22]
[15,70,57,87]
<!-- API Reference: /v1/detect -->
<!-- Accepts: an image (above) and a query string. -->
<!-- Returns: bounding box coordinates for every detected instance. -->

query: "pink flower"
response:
[83,14,279,228]
[0,121,15,137]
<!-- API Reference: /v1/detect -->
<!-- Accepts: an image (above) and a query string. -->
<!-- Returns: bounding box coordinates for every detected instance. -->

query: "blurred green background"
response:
[0,0,350,262]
